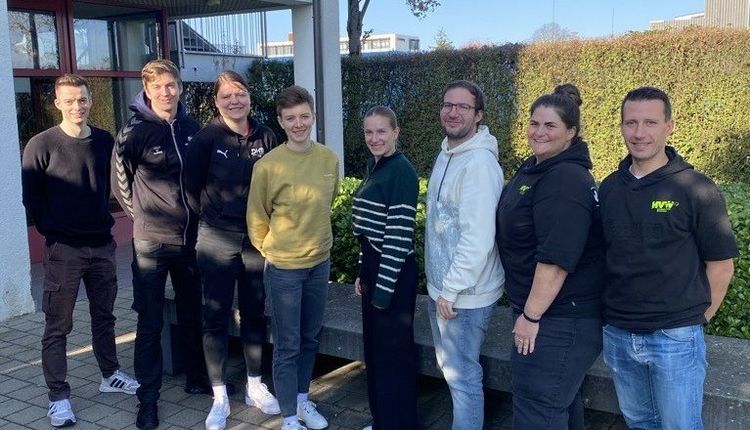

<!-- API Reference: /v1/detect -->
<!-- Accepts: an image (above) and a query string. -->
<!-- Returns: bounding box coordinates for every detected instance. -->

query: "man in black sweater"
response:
[600,87,738,429]
[111,60,207,430]
[22,74,139,428]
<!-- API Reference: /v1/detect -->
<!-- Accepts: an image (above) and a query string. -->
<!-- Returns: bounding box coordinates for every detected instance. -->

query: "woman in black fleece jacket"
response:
[183,71,279,429]
[495,85,604,429]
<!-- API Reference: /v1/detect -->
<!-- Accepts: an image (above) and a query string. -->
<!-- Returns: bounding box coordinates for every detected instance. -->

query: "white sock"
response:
[212,385,228,401]
[297,392,308,404]
[247,375,262,387]
[283,415,298,425]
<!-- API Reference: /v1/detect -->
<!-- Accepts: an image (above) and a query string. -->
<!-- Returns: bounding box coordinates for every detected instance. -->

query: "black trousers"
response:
[42,241,119,401]
[132,239,206,404]
[360,240,418,430]
[196,223,266,385]
[511,313,603,430]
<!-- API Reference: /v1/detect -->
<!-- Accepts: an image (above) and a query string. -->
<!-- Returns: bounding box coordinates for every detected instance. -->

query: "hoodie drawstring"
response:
[436,154,453,202]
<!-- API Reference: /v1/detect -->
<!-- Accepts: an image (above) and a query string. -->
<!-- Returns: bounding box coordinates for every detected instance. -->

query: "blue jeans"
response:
[265,259,330,417]
[428,298,494,430]
[603,324,706,430]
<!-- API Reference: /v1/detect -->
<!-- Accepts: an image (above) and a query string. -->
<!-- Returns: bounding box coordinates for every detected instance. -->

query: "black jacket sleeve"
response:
[533,166,596,273]
[111,119,140,219]
[183,129,213,215]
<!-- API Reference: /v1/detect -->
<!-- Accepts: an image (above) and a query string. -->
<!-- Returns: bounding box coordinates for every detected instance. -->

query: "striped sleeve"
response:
[371,167,419,309]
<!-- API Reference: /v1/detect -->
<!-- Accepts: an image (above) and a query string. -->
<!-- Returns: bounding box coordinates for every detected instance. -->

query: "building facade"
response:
[650,0,750,30]
[1,0,344,321]
[263,33,420,58]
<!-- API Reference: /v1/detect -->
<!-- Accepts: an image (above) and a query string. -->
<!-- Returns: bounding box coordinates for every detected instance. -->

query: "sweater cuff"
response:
[371,288,393,309]
[439,290,458,303]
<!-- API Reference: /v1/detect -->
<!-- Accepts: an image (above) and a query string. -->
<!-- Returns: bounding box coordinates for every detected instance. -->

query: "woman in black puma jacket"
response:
[184,71,280,424]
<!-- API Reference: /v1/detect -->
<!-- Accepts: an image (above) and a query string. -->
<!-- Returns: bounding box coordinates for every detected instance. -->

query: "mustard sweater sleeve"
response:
[247,161,271,253]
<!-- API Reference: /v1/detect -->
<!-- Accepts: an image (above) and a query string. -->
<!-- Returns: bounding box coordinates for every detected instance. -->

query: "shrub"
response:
[706,182,750,339]
[243,27,750,182]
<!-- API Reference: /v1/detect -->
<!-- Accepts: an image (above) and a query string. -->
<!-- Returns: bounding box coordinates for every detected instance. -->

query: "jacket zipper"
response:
[169,121,190,244]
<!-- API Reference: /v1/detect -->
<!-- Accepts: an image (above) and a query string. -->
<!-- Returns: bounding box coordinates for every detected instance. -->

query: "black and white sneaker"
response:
[99,369,140,394]
[48,399,76,427]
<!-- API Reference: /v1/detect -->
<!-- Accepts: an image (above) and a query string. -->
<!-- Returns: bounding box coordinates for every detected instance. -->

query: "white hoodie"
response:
[425,125,505,309]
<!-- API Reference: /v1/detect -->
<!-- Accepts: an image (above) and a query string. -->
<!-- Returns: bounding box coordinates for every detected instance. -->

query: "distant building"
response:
[650,0,750,30]
[261,33,420,58]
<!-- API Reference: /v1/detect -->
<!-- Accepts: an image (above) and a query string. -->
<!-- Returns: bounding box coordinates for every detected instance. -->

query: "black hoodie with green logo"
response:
[496,138,604,318]
[600,146,738,332]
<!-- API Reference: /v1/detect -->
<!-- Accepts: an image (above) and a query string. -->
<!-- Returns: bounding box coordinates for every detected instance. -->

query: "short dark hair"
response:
[213,70,250,98]
[441,80,485,113]
[364,105,399,129]
[55,74,89,94]
[276,85,315,116]
[621,86,672,121]
[530,83,582,137]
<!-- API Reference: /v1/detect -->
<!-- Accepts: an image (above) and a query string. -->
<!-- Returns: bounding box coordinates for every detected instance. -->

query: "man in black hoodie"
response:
[23,74,139,428]
[111,59,206,429]
[600,87,738,429]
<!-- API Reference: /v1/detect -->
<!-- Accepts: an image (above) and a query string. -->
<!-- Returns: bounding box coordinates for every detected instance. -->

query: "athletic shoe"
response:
[48,399,76,427]
[205,399,230,430]
[362,426,372,430]
[245,381,281,415]
[136,402,158,429]
[99,369,140,394]
[281,420,308,430]
[297,400,328,429]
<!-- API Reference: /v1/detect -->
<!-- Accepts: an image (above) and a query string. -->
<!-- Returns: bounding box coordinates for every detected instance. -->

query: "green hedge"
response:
[242,27,750,182]
[707,183,750,338]
[331,179,750,340]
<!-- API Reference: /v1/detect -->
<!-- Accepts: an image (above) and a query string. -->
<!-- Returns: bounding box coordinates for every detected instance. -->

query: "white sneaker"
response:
[205,399,230,430]
[48,399,76,427]
[99,369,140,394]
[297,400,328,430]
[281,420,308,430]
[362,426,372,430]
[245,381,281,414]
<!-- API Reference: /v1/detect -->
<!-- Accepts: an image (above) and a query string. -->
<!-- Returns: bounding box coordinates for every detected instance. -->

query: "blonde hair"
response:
[141,59,182,88]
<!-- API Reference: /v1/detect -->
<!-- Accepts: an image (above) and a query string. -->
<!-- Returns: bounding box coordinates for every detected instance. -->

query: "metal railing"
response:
[175,12,267,57]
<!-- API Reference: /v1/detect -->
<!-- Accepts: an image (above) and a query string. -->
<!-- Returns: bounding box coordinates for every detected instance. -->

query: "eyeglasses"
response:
[440,102,476,114]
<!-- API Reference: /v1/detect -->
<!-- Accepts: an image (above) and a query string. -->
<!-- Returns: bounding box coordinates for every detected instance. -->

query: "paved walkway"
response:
[0,244,627,429]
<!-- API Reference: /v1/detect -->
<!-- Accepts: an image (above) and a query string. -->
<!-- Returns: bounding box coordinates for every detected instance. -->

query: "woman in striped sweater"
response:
[352,106,419,430]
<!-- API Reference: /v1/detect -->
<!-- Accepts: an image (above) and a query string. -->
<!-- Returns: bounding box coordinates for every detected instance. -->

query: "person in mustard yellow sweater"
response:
[247,85,339,430]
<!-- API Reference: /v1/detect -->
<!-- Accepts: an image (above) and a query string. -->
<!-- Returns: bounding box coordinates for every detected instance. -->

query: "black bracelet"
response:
[522,311,541,323]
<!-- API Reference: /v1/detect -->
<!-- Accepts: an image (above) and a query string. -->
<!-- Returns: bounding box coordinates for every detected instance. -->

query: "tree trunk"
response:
[346,0,369,56]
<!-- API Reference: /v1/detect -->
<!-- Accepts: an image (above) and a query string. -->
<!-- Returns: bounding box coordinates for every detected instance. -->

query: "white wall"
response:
[0,1,34,321]
[291,2,344,176]
[317,0,344,177]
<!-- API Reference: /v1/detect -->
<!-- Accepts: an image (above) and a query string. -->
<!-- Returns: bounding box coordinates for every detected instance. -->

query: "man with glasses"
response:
[425,80,505,429]
[22,74,139,428]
